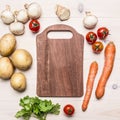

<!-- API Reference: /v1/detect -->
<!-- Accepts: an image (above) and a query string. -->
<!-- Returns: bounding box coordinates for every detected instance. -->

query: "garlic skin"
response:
[56,5,70,21]
[83,12,98,29]
[15,9,29,24]
[25,2,41,19]
[1,6,15,25]
[9,21,25,35]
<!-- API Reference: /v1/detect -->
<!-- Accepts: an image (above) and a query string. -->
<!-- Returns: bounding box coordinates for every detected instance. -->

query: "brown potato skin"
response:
[0,57,14,80]
[11,49,33,71]
[10,72,26,92]
[0,33,16,57]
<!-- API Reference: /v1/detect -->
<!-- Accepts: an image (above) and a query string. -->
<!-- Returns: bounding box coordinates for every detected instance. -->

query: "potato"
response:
[10,72,26,92]
[0,33,16,56]
[0,57,14,80]
[11,49,32,70]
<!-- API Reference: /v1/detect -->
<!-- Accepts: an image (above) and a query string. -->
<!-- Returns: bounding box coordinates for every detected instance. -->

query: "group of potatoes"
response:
[0,33,33,92]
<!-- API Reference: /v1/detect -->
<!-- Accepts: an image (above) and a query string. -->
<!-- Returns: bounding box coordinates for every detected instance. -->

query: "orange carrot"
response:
[82,61,98,111]
[95,42,116,99]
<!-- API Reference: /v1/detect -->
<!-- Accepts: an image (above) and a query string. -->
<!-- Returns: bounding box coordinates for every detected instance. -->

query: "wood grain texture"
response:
[36,24,84,97]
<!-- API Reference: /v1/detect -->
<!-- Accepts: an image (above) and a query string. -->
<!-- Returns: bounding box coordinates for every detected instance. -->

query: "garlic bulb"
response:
[1,5,15,24]
[15,9,29,24]
[9,20,25,35]
[83,12,98,29]
[24,2,41,19]
[56,5,70,21]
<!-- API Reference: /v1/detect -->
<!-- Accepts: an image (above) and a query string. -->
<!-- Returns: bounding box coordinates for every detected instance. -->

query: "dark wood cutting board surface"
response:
[36,24,84,97]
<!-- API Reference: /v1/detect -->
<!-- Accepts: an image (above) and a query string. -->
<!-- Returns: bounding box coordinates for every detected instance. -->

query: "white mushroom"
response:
[9,20,25,35]
[15,9,29,24]
[83,12,98,29]
[1,5,15,24]
[24,2,41,19]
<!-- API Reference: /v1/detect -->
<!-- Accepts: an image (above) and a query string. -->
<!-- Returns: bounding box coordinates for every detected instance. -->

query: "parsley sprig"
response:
[15,96,60,120]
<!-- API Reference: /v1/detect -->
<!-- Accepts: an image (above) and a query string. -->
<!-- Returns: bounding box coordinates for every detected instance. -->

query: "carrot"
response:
[95,42,116,99]
[82,61,98,111]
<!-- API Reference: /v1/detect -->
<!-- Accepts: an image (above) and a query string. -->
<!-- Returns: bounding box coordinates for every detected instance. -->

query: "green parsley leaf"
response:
[15,109,31,120]
[39,100,53,112]
[15,96,61,120]
[49,103,61,115]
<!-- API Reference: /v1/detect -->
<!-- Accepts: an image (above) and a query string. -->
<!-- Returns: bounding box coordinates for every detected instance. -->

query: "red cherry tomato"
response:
[86,32,97,44]
[63,104,75,116]
[92,41,104,54]
[29,19,40,33]
[97,27,109,39]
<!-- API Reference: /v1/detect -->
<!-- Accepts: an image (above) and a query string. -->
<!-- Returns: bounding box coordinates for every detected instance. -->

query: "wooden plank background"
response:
[0,0,120,120]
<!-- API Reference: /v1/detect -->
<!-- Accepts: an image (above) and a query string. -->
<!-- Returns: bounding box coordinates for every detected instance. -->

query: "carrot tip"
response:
[95,94,101,99]
[95,88,105,99]
[82,104,87,111]
[82,107,87,112]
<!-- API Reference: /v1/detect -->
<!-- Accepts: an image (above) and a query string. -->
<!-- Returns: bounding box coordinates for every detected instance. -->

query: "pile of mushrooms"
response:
[0,2,42,35]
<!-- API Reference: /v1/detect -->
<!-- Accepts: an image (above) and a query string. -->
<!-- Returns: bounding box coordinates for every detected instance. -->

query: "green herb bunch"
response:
[15,96,60,120]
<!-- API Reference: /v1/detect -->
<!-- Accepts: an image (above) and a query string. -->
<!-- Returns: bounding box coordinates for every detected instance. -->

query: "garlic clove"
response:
[83,12,98,29]
[1,5,15,25]
[15,9,29,24]
[25,2,41,19]
[56,4,70,21]
[9,21,25,35]
[78,3,84,13]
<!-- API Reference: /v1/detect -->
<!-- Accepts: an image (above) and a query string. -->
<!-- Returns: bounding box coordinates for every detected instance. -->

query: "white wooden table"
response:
[0,0,120,120]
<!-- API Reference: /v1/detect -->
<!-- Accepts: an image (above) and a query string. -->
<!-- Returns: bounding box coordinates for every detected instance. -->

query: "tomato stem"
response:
[33,22,39,27]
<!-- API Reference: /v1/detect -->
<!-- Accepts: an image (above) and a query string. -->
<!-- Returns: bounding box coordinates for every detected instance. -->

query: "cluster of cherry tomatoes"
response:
[86,27,109,54]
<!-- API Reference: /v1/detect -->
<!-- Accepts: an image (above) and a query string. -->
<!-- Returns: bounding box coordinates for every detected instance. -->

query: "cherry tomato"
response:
[86,32,97,44]
[29,19,40,33]
[63,104,75,116]
[97,27,109,39]
[92,41,104,54]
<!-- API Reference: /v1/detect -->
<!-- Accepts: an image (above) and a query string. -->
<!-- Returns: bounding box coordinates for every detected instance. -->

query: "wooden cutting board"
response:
[36,24,84,97]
